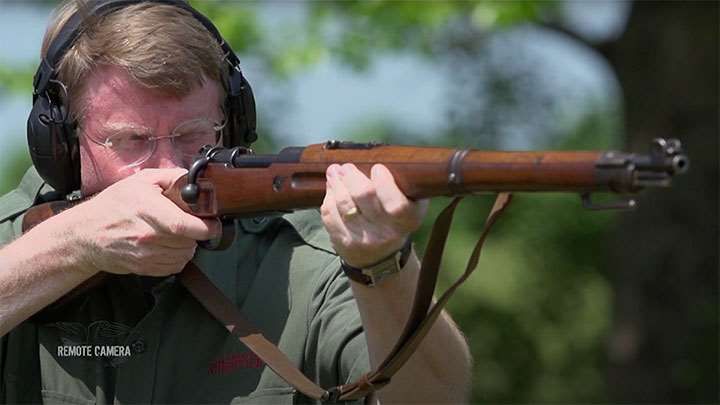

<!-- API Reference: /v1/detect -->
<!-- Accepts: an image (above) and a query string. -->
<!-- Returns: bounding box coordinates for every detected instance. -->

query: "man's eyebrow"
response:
[97,122,153,134]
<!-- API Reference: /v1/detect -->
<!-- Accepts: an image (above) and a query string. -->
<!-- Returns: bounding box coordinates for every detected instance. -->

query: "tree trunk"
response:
[602,2,718,402]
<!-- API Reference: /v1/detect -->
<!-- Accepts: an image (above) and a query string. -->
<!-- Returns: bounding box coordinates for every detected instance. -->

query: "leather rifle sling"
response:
[177,265,329,400]
[178,192,513,402]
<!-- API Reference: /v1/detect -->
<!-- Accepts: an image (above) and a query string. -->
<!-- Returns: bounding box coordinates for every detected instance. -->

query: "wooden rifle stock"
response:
[161,138,688,219]
[165,144,606,216]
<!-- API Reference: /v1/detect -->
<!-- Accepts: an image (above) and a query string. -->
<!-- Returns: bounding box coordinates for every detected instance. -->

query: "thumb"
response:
[134,168,188,191]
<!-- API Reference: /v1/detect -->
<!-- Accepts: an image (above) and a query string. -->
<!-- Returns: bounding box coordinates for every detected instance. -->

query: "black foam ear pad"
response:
[27,94,80,194]
[239,79,258,145]
[225,68,257,147]
[27,95,57,158]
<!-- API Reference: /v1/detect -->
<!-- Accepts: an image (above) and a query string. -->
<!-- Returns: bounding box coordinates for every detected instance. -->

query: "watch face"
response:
[363,251,405,286]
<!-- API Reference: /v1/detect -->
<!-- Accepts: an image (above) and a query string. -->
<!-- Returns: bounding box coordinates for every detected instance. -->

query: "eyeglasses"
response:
[87,118,225,169]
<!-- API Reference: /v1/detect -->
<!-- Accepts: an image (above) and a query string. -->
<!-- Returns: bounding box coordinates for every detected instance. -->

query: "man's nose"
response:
[150,138,184,169]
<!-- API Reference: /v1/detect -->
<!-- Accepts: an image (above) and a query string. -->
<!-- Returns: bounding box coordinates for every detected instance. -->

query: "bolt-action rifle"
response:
[22,138,688,402]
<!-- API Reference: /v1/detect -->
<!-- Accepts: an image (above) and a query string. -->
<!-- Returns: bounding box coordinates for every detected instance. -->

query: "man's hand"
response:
[322,164,471,403]
[71,168,220,276]
[321,163,428,268]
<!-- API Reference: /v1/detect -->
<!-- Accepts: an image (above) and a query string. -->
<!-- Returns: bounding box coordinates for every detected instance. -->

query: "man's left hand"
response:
[321,163,428,268]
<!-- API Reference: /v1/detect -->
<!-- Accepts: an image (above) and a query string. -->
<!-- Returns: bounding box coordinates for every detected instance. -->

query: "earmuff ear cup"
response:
[27,94,80,194]
[225,70,257,148]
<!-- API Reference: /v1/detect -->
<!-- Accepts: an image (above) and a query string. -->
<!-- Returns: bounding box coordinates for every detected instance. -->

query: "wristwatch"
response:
[341,238,413,287]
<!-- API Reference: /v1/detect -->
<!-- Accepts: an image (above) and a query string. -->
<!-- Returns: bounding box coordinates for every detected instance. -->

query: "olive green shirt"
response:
[0,168,370,404]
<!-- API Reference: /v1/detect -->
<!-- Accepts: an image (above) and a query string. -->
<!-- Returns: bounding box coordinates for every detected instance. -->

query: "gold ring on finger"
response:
[343,206,359,219]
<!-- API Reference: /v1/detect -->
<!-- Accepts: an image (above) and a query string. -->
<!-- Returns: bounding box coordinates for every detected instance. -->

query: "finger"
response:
[139,181,222,239]
[145,232,199,249]
[134,243,196,263]
[323,171,374,243]
[321,178,351,244]
[339,163,386,221]
[173,216,221,241]
[371,164,424,230]
[134,168,188,191]
[111,244,193,276]
[201,217,223,239]
[326,164,360,220]
[140,202,221,241]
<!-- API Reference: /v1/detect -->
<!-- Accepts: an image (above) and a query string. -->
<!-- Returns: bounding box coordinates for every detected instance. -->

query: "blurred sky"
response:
[0,1,628,172]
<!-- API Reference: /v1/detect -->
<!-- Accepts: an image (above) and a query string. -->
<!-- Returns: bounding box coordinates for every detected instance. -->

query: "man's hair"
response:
[41,0,228,121]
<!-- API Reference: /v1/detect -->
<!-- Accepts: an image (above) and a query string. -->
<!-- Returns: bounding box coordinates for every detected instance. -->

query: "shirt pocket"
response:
[231,387,297,405]
[41,390,96,405]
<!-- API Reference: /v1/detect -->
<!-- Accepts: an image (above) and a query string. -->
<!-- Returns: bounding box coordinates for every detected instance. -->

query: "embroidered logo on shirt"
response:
[208,351,265,375]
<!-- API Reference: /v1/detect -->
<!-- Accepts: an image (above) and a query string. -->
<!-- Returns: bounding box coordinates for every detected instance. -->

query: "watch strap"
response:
[341,238,412,286]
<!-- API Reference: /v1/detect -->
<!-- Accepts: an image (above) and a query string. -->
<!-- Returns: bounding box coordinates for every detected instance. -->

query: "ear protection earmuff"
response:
[27,0,257,196]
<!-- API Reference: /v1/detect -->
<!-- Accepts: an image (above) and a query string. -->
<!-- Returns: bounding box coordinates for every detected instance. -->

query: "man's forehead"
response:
[82,65,222,128]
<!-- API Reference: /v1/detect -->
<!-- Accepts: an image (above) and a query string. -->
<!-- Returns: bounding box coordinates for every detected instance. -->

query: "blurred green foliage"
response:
[0,64,35,93]
[190,0,551,76]
[0,146,32,195]
[0,1,627,403]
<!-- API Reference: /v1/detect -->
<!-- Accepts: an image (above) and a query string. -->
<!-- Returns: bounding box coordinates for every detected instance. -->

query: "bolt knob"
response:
[181,184,199,204]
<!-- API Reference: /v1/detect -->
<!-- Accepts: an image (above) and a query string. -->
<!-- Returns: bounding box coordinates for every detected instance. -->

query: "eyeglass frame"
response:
[81,117,227,169]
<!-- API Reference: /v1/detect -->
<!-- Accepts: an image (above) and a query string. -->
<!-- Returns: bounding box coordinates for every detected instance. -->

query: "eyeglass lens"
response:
[103,119,221,167]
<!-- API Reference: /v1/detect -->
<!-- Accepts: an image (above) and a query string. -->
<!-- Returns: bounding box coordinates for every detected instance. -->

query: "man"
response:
[0,1,471,403]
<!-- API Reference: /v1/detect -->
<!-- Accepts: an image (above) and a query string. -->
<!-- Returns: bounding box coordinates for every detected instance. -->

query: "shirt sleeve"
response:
[305,258,371,394]
[0,211,22,247]
[0,322,43,403]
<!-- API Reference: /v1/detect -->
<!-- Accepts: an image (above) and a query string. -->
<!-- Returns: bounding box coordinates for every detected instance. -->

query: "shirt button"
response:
[131,339,146,354]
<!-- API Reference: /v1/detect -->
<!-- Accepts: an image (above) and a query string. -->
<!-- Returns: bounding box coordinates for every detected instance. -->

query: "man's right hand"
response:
[67,168,220,277]
[0,168,219,336]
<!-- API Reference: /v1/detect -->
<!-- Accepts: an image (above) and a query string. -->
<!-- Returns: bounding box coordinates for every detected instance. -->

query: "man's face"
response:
[78,65,223,196]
